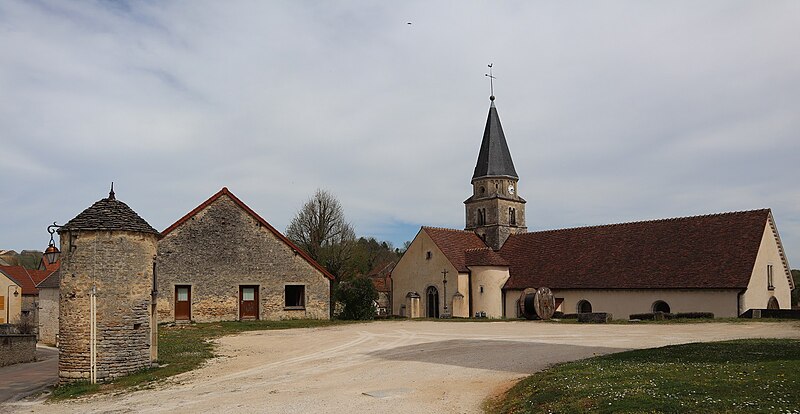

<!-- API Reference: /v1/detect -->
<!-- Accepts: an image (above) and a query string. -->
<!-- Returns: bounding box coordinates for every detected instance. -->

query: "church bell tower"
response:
[464,95,526,250]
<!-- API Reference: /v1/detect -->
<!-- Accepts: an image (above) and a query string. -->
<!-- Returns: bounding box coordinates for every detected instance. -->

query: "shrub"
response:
[16,313,36,334]
[675,312,714,319]
[333,275,379,320]
[577,312,612,323]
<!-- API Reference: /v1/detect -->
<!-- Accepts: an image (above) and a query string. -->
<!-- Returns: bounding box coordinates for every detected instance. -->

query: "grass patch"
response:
[50,319,358,400]
[487,339,800,413]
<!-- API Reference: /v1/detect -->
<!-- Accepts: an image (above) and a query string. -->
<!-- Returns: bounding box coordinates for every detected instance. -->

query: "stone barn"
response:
[57,188,159,383]
[157,187,332,322]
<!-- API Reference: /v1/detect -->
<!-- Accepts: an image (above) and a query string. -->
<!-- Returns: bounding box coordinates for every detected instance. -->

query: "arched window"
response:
[652,300,670,313]
[426,286,439,318]
[509,208,516,225]
[767,296,779,310]
[577,300,592,313]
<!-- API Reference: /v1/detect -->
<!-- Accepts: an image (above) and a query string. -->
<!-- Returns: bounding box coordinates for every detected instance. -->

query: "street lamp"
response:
[6,285,19,324]
[43,222,61,265]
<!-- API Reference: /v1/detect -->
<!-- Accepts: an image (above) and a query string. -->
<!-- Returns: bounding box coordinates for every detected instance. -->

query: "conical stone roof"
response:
[59,188,158,235]
[472,99,518,181]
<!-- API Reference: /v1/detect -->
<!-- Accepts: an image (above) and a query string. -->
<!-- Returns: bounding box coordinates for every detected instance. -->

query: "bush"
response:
[16,313,36,334]
[333,276,379,320]
[629,312,714,321]
[577,312,612,323]
[675,312,714,319]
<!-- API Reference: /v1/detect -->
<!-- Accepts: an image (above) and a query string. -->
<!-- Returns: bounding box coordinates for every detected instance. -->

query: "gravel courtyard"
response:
[7,320,800,413]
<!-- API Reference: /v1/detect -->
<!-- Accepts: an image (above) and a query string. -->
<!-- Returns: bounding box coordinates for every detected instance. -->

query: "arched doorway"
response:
[426,286,439,318]
[652,300,671,313]
[577,300,592,313]
[767,296,779,310]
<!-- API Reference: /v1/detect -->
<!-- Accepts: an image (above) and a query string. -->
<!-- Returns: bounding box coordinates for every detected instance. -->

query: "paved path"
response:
[0,345,58,403]
[6,321,800,413]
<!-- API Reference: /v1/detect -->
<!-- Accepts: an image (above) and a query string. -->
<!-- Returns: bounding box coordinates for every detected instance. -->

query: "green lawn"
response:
[51,319,358,400]
[487,339,800,413]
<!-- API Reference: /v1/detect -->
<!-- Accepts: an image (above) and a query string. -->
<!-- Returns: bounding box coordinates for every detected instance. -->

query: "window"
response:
[577,300,592,313]
[767,264,774,290]
[285,285,305,308]
[652,300,670,313]
[509,208,516,225]
[426,251,432,260]
[477,208,487,225]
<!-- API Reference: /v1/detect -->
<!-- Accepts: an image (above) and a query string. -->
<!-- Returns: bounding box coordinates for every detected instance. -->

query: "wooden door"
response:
[175,285,191,321]
[239,285,259,320]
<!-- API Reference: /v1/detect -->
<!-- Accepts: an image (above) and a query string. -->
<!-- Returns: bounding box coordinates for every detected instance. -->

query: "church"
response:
[391,96,794,319]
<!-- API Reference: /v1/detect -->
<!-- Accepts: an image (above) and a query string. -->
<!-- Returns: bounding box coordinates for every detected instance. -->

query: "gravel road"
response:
[7,320,799,413]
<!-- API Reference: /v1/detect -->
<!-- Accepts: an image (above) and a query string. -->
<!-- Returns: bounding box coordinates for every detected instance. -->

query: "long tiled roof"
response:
[423,227,488,272]
[60,191,158,234]
[500,209,771,290]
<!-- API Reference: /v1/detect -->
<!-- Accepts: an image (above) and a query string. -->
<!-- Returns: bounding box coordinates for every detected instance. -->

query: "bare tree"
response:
[286,189,356,282]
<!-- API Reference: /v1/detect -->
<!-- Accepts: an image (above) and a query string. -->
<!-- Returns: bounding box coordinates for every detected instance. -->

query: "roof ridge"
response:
[464,247,494,252]
[422,226,475,233]
[515,208,771,237]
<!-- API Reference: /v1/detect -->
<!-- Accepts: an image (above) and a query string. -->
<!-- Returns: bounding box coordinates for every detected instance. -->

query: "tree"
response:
[286,189,356,282]
[333,275,379,320]
[792,269,799,308]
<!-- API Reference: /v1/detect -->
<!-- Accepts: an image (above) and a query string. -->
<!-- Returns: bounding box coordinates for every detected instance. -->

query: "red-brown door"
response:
[239,285,259,320]
[175,285,191,321]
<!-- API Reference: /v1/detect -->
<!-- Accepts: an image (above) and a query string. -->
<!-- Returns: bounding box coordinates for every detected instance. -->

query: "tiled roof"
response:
[0,265,56,295]
[36,270,60,289]
[423,227,488,272]
[371,275,391,292]
[161,187,335,281]
[500,209,771,290]
[60,190,158,234]
[465,247,509,267]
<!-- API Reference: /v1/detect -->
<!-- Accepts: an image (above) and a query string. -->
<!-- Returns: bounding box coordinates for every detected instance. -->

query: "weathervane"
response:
[485,63,496,101]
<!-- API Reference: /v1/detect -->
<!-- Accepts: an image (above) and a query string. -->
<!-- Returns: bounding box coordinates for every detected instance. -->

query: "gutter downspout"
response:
[90,284,96,384]
[467,270,473,318]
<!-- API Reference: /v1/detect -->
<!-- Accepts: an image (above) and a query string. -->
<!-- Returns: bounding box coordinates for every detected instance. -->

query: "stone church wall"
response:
[741,221,793,312]
[157,195,330,322]
[59,230,157,382]
[391,230,466,318]
[504,288,740,319]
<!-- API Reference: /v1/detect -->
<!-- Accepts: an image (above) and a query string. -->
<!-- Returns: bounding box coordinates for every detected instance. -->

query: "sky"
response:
[1,1,799,268]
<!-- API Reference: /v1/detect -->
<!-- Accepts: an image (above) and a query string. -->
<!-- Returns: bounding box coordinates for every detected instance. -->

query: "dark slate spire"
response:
[59,189,159,235]
[472,98,518,181]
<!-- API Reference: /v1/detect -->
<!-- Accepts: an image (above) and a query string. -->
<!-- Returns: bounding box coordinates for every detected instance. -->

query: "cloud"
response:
[1,1,799,268]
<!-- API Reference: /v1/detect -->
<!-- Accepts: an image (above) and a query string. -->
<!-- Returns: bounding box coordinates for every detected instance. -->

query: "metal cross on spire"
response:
[485,63,496,101]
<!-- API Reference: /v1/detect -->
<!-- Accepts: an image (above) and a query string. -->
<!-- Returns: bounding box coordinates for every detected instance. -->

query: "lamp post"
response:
[441,269,449,318]
[6,285,19,324]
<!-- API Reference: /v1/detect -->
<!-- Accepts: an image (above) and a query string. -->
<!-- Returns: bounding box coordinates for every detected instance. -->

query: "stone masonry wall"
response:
[58,230,157,382]
[157,195,330,322]
[0,334,36,367]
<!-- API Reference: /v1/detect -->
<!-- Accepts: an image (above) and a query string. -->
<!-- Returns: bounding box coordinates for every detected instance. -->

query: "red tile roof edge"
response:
[513,208,772,238]
[0,266,56,295]
[160,187,335,281]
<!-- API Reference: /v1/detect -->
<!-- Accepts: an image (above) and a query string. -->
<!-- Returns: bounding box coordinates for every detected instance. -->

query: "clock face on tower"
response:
[508,184,515,194]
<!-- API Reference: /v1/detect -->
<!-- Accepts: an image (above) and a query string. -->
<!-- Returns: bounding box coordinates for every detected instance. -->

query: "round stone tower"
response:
[57,187,159,383]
